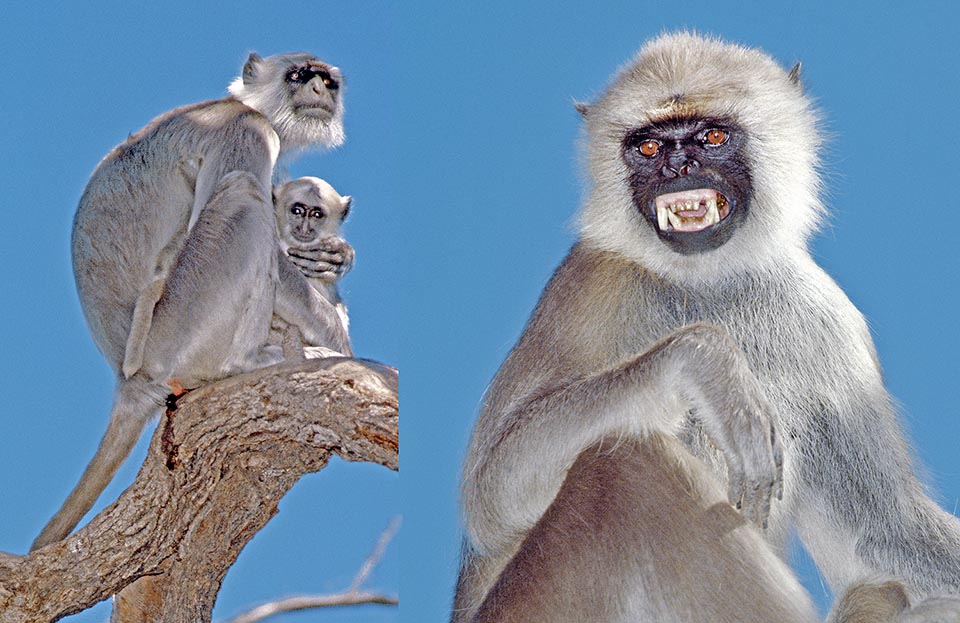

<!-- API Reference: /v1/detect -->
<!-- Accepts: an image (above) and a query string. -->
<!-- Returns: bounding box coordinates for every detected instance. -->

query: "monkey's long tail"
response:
[30,377,164,552]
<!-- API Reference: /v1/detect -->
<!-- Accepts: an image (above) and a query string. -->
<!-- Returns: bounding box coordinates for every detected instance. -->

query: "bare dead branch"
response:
[224,593,398,623]
[223,516,401,623]
[0,357,398,623]
[351,515,402,592]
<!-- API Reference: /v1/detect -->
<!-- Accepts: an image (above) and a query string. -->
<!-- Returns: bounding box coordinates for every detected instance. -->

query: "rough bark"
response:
[0,357,398,623]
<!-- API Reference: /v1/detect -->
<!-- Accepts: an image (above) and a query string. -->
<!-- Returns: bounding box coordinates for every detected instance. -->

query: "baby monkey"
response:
[272,176,354,358]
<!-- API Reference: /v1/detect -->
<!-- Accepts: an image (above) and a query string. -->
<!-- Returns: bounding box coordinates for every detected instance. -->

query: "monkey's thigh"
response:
[141,172,278,385]
[475,434,814,623]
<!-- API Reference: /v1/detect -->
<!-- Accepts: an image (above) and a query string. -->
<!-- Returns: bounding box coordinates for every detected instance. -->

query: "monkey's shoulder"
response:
[500,243,651,385]
[107,97,276,161]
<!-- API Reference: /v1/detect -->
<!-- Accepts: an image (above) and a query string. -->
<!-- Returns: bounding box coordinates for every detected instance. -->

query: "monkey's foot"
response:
[165,379,190,411]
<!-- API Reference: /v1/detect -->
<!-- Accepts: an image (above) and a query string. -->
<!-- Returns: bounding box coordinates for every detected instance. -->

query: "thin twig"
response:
[222,516,401,623]
[350,516,402,592]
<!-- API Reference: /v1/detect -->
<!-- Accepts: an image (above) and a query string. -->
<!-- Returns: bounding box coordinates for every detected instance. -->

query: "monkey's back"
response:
[71,98,276,371]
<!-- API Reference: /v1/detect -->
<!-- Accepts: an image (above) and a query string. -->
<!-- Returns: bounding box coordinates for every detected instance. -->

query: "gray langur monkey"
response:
[454,32,960,622]
[31,52,350,552]
[271,176,354,359]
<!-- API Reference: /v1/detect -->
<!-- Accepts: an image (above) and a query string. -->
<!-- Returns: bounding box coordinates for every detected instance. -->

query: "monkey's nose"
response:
[662,159,700,178]
[678,160,700,176]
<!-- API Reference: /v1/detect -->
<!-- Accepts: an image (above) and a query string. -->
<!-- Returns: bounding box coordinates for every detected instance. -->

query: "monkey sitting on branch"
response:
[454,32,960,623]
[32,51,352,552]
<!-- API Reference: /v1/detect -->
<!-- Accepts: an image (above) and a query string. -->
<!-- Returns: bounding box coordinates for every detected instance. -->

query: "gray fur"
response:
[455,32,960,622]
[32,51,347,551]
[271,176,353,358]
[828,580,960,623]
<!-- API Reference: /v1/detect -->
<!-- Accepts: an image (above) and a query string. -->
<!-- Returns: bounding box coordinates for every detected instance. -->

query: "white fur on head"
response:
[578,32,823,285]
[229,52,346,153]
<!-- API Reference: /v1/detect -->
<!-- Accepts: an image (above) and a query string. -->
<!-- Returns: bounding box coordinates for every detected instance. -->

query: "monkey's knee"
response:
[829,581,910,623]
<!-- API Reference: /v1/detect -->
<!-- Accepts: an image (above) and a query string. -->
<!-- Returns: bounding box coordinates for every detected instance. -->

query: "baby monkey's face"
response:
[274,176,352,246]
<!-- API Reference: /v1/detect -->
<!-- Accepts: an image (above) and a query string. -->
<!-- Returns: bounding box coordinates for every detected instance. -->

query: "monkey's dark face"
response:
[276,180,350,248]
[286,61,342,121]
[283,201,345,244]
[621,117,752,255]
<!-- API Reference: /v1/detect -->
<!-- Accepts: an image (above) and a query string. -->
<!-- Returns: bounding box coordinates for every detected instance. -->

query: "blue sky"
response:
[0,4,400,622]
[2,2,960,622]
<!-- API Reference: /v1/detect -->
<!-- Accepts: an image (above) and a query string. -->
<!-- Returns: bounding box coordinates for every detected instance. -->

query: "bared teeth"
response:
[667,210,683,229]
[653,188,728,232]
[657,205,670,231]
[705,197,719,225]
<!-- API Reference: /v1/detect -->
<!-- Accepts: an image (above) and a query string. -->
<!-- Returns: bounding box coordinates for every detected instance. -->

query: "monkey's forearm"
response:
[464,322,781,554]
[795,408,960,596]
[275,253,352,357]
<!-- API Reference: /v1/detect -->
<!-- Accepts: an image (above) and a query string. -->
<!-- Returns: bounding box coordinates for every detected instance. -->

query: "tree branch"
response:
[223,516,401,623]
[0,357,398,623]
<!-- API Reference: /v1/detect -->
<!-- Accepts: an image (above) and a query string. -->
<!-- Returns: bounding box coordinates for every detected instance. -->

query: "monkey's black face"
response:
[286,203,327,244]
[286,61,342,119]
[621,117,752,255]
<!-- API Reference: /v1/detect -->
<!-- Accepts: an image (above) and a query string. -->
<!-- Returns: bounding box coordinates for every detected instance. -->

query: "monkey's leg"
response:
[827,581,910,623]
[138,171,281,386]
[31,376,166,551]
[828,579,960,623]
[274,250,353,357]
[470,434,816,623]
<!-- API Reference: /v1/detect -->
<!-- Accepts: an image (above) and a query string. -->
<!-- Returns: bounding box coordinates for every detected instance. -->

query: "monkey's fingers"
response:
[726,459,746,512]
[771,423,784,501]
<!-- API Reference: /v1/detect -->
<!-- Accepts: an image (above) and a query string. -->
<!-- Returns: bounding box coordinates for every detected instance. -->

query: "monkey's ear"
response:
[341,196,352,219]
[788,62,802,90]
[243,52,263,85]
[574,101,591,119]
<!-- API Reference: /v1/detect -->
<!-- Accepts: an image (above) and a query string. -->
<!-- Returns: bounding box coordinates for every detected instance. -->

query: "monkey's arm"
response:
[286,235,354,282]
[793,389,960,597]
[275,249,353,357]
[464,322,782,556]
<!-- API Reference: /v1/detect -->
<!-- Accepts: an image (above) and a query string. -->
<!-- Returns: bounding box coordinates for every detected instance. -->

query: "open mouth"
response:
[654,188,730,233]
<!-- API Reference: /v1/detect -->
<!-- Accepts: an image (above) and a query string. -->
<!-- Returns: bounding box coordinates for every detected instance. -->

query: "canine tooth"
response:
[657,205,670,230]
[706,198,719,225]
[667,210,683,229]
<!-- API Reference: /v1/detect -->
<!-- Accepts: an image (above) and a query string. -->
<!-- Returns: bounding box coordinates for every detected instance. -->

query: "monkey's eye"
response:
[290,203,306,216]
[703,129,729,146]
[321,73,340,90]
[636,140,660,157]
[310,209,323,219]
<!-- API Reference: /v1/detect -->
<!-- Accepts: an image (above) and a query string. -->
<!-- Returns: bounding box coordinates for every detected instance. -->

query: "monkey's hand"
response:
[287,236,355,283]
[670,324,784,530]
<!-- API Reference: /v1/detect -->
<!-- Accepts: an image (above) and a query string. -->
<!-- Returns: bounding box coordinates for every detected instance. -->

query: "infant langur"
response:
[272,176,354,359]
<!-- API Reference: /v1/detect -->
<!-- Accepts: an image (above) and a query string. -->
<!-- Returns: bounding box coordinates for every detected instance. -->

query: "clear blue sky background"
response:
[0,4,400,623]
[2,2,960,623]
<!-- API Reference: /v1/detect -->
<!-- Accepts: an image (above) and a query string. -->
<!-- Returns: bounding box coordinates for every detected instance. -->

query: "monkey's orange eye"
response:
[704,129,728,145]
[638,140,660,157]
